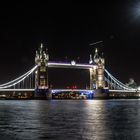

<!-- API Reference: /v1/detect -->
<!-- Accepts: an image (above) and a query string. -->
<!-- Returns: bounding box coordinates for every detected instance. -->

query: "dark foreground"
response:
[0,99,140,140]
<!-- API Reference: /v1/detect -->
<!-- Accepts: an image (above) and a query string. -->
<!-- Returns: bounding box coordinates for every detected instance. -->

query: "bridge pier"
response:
[93,89,109,99]
[34,44,52,99]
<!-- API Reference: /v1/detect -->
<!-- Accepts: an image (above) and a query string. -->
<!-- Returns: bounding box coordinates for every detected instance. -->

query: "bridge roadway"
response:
[0,89,139,93]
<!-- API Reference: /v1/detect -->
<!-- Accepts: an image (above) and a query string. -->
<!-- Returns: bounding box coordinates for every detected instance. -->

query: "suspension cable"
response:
[0,65,38,87]
[0,65,37,89]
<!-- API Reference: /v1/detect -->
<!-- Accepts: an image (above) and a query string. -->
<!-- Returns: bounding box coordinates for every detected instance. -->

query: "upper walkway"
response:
[48,62,94,69]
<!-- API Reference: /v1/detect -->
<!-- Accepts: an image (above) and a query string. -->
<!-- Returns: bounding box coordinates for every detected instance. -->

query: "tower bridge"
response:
[0,43,139,99]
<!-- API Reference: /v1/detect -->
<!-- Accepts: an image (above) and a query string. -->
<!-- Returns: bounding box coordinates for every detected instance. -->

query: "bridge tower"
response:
[89,48,105,89]
[35,43,51,99]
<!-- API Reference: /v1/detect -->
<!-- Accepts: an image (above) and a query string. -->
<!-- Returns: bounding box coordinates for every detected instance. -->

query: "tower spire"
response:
[94,48,99,63]
[41,43,43,49]
[95,48,98,53]
[89,54,93,64]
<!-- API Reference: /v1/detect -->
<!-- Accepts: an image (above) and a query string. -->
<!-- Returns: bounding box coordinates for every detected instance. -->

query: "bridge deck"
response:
[0,89,139,93]
[0,89,35,92]
[109,90,139,93]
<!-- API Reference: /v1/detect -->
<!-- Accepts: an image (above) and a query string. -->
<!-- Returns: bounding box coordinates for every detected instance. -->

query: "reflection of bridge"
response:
[0,44,139,99]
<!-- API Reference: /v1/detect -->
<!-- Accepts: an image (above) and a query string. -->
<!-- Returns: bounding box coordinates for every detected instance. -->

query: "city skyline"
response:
[0,2,140,87]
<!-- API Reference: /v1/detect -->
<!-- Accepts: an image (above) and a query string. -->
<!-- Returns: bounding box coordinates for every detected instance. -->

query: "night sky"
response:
[0,1,140,88]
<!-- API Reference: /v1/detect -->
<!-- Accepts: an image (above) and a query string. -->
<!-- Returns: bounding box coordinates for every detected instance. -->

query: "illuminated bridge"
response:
[0,44,139,99]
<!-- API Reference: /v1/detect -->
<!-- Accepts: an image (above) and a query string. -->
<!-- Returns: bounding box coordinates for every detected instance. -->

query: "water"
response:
[0,99,140,140]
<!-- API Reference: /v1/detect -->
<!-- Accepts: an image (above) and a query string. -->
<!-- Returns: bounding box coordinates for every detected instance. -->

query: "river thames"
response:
[0,99,140,140]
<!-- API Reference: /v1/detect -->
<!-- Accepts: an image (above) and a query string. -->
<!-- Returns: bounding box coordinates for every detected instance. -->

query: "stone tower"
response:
[89,48,105,89]
[35,43,51,99]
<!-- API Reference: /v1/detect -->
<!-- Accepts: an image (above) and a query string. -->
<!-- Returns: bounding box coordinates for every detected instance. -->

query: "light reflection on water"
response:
[0,99,140,139]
